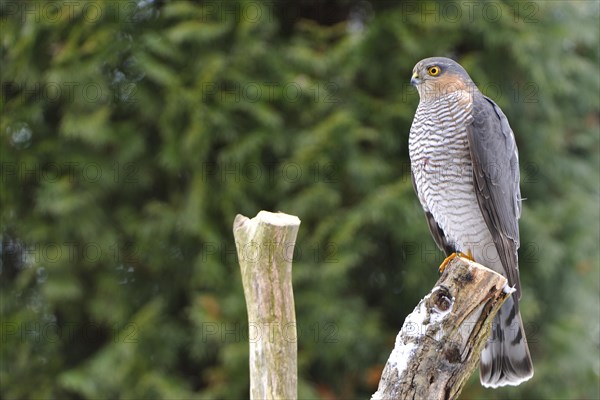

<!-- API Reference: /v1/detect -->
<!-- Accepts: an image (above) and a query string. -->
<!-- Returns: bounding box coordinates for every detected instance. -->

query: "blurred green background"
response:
[1,0,599,399]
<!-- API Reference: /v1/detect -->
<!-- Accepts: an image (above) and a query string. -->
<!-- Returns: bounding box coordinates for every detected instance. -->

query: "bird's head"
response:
[411,57,475,100]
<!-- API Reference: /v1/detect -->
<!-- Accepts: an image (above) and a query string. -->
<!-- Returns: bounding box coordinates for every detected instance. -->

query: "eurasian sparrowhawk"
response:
[409,57,534,388]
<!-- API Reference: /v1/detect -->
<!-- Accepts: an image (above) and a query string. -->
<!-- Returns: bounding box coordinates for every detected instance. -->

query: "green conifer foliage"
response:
[2,1,598,398]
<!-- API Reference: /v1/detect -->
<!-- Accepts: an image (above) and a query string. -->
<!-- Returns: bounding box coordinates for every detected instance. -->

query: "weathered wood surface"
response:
[233,211,301,400]
[372,257,511,400]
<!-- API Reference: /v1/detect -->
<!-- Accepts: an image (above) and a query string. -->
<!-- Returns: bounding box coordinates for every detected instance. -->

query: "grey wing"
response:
[467,93,523,298]
[411,172,455,256]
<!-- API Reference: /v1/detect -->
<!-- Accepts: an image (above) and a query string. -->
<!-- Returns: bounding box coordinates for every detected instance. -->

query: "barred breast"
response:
[409,91,499,269]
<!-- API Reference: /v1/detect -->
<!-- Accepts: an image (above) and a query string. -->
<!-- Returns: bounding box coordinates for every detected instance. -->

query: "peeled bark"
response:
[372,256,511,400]
[233,211,301,400]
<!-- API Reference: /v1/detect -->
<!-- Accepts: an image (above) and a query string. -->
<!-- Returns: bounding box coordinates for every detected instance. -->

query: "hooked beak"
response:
[410,71,420,86]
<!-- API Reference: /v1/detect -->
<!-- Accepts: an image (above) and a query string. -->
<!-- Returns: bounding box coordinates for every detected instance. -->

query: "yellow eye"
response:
[427,66,441,76]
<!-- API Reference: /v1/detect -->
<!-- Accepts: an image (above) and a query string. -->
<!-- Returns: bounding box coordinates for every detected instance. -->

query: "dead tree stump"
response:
[372,256,512,400]
[233,211,301,400]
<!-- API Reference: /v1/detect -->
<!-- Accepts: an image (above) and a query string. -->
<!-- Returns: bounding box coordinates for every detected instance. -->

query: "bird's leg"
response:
[458,249,474,262]
[438,250,475,273]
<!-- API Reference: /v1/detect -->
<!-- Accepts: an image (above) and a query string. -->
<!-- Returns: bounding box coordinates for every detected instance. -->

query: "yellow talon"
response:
[438,250,475,273]
[439,252,458,273]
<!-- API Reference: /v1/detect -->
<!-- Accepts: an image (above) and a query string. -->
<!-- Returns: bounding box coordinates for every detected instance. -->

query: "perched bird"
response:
[408,57,534,388]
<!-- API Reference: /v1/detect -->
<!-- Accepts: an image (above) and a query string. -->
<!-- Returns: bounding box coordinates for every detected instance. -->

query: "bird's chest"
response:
[409,98,474,194]
[409,95,483,245]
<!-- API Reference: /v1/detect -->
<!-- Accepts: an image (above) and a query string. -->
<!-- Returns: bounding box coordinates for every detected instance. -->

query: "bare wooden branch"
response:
[233,211,301,400]
[372,256,511,400]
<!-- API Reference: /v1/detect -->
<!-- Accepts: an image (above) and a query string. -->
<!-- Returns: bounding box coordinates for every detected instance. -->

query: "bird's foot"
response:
[438,253,457,274]
[438,250,475,274]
